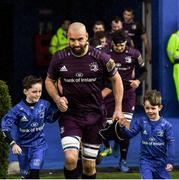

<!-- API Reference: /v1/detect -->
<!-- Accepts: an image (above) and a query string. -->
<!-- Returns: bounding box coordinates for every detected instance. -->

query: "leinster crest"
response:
[89,62,99,72]
[125,56,132,63]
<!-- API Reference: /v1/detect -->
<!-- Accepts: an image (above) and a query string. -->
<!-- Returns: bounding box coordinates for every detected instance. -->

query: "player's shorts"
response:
[140,160,171,179]
[59,111,106,145]
[105,89,135,118]
[122,89,136,114]
[18,143,47,177]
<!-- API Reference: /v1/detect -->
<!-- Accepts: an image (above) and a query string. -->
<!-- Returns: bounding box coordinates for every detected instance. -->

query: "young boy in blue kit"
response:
[1,75,59,179]
[118,90,175,179]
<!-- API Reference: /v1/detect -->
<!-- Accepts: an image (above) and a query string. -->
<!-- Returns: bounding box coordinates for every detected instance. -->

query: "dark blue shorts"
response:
[140,160,171,179]
[18,143,47,177]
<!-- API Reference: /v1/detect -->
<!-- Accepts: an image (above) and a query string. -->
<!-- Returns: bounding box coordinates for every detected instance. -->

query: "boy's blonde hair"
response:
[143,90,162,106]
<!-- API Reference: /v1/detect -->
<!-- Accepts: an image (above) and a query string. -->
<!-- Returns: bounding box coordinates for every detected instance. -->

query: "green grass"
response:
[7,168,179,179]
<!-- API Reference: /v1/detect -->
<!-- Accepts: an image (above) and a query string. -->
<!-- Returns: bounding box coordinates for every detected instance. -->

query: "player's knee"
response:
[83,160,96,175]
[65,153,78,170]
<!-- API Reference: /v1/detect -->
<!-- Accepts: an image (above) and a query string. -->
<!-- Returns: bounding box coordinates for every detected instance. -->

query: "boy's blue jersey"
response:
[122,116,175,165]
[1,99,55,147]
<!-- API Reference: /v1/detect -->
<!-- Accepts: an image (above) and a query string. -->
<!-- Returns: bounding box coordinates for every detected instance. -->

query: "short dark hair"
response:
[124,7,134,15]
[94,31,107,39]
[93,20,105,27]
[22,75,43,90]
[111,16,122,23]
[112,30,127,44]
[143,90,162,106]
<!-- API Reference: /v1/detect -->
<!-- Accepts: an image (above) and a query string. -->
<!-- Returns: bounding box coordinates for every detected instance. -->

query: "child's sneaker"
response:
[118,159,130,173]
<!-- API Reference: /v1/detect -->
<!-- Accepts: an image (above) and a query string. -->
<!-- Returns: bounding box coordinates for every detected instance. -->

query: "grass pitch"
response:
[7,167,179,179]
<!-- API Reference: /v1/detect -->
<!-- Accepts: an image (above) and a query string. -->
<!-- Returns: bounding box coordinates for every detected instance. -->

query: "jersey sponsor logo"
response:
[142,140,164,146]
[115,63,121,68]
[64,77,96,83]
[31,122,39,127]
[116,62,130,71]
[20,116,28,122]
[89,62,99,72]
[76,72,84,77]
[60,65,68,72]
[149,137,155,142]
[20,123,45,133]
[128,33,135,37]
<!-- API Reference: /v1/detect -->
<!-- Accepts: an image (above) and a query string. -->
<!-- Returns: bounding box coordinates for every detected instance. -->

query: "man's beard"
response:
[70,43,88,56]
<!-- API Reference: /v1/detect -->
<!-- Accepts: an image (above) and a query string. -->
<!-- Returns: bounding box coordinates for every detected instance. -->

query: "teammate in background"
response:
[99,30,147,172]
[118,90,175,179]
[89,20,106,47]
[1,75,59,179]
[93,31,109,49]
[122,7,151,63]
[107,16,134,47]
[45,22,124,179]
[49,19,71,54]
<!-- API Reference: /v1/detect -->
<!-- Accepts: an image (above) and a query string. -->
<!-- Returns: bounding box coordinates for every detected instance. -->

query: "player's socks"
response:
[64,167,78,179]
[120,139,129,160]
[113,141,119,158]
[76,158,83,178]
[28,169,40,179]
[82,173,96,179]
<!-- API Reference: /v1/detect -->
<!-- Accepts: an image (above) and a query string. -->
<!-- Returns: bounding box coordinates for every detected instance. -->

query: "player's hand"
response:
[165,164,173,172]
[54,95,68,112]
[12,144,22,155]
[112,110,124,122]
[129,79,140,89]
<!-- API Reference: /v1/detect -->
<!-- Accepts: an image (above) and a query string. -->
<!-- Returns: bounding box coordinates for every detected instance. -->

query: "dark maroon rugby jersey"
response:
[47,46,117,113]
[122,21,146,51]
[104,46,144,115]
[108,46,144,89]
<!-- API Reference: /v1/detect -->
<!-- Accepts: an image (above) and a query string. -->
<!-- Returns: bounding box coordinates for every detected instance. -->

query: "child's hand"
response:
[165,163,173,172]
[118,118,128,127]
[12,144,22,155]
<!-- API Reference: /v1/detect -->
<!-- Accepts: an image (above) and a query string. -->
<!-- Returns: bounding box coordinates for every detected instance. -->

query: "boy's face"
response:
[143,100,162,120]
[100,37,107,47]
[23,83,42,103]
